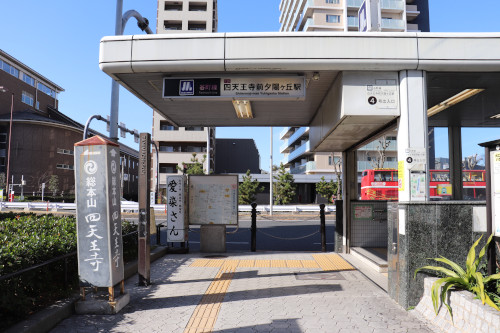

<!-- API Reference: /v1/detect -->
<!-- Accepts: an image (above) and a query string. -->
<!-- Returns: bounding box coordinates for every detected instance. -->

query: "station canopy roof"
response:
[99,32,500,131]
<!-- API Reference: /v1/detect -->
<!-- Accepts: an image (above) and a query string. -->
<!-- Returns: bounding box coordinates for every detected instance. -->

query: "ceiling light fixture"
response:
[232,100,253,119]
[312,72,320,81]
[490,114,500,119]
[427,88,485,117]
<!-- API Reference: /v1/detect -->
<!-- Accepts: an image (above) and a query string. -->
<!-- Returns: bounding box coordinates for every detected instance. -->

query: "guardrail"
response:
[0,202,336,213]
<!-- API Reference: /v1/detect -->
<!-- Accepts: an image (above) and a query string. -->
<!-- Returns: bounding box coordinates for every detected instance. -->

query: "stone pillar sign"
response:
[74,136,128,314]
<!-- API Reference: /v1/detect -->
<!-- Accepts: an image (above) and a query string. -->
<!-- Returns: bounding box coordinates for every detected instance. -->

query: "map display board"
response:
[188,175,238,225]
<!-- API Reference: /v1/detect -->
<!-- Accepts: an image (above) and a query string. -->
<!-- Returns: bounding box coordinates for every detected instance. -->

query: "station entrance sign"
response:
[163,76,306,100]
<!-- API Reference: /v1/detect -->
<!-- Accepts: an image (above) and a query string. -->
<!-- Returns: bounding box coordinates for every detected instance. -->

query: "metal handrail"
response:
[0,202,336,213]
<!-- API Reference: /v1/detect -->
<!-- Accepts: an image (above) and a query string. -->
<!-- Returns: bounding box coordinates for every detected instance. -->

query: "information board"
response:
[492,151,500,236]
[188,175,238,225]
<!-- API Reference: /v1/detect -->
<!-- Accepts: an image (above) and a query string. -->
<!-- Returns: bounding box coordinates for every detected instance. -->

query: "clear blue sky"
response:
[0,0,498,171]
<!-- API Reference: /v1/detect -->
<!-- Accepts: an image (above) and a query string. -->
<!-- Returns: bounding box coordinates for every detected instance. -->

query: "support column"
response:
[342,149,357,253]
[138,133,151,286]
[449,125,463,200]
[397,70,429,202]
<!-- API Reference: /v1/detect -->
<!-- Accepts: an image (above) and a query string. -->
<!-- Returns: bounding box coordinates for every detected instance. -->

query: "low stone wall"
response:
[415,277,500,333]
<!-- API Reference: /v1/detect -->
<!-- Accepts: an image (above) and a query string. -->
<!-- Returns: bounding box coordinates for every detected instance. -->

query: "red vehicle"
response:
[361,169,486,200]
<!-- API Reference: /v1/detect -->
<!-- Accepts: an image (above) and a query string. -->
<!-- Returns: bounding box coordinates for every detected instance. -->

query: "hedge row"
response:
[0,214,137,330]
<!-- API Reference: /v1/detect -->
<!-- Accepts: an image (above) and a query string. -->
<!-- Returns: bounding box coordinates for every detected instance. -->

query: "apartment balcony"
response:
[357,139,397,151]
[280,127,309,153]
[381,18,405,31]
[407,23,419,32]
[290,161,316,174]
[347,0,404,10]
[347,16,359,28]
[286,141,311,164]
[279,126,295,140]
[381,0,405,12]
[346,0,363,8]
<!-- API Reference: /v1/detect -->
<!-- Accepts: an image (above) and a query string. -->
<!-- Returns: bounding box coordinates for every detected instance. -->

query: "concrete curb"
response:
[6,246,168,333]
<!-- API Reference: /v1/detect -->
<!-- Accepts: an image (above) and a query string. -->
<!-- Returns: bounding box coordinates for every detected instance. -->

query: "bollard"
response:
[320,204,326,252]
[251,202,257,252]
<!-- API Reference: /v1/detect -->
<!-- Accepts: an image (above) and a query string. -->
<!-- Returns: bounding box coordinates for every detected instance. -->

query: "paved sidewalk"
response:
[51,252,437,333]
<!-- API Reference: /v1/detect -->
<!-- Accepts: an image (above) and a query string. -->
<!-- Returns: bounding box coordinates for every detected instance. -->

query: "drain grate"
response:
[294,272,345,280]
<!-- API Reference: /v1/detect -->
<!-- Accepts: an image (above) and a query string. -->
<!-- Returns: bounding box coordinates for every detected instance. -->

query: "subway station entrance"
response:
[100,32,500,308]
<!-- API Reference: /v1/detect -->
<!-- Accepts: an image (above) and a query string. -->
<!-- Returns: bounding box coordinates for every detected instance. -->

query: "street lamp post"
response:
[0,86,14,196]
[109,0,153,141]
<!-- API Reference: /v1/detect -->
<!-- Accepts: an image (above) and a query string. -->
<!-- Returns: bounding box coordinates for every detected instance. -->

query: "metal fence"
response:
[0,202,336,213]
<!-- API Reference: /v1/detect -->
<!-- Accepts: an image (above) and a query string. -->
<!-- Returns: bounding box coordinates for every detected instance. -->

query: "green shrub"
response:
[0,214,140,330]
[415,234,500,319]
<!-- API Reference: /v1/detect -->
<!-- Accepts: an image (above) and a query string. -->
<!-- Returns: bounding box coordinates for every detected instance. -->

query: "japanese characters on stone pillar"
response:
[166,175,187,242]
[74,136,124,287]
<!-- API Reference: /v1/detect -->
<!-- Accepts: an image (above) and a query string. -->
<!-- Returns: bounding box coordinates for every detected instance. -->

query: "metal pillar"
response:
[138,133,151,286]
[342,149,357,253]
[449,125,463,200]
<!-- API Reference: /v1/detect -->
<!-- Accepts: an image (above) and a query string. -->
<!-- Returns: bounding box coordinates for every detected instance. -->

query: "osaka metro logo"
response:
[179,80,195,96]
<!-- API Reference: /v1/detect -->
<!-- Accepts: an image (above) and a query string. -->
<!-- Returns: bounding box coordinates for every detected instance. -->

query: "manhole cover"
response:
[294,272,345,280]
[204,255,228,258]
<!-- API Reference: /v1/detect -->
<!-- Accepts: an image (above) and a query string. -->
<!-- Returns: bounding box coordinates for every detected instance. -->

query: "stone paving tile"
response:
[50,253,439,333]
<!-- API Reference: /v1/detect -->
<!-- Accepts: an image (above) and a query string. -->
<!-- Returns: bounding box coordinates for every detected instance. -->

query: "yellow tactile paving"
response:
[301,260,321,269]
[237,259,255,267]
[270,260,287,268]
[184,267,236,333]
[254,259,271,268]
[286,260,304,268]
[190,256,354,271]
[312,253,354,271]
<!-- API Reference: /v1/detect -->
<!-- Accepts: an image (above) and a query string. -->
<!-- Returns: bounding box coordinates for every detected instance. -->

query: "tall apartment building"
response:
[153,1,217,201]
[279,0,429,33]
[279,0,429,176]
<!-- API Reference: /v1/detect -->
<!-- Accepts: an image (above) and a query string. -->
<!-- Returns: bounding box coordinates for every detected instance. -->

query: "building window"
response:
[36,101,40,110]
[57,148,74,155]
[326,15,340,23]
[159,163,177,174]
[23,73,35,86]
[189,2,207,11]
[160,121,178,131]
[159,145,174,152]
[56,164,74,170]
[1,60,19,78]
[0,157,5,166]
[386,136,397,141]
[326,0,339,3]
[0,133,6,143]
[37,82,55,97]
[165,1,182,11]
[21,91,34,107]
[188,21,207,31]
[164,20,182,30]
[328,156,333,165]
[185,126,204,131]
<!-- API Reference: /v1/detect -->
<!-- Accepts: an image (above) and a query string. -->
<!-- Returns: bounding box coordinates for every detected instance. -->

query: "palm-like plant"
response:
[415,234,500,319]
